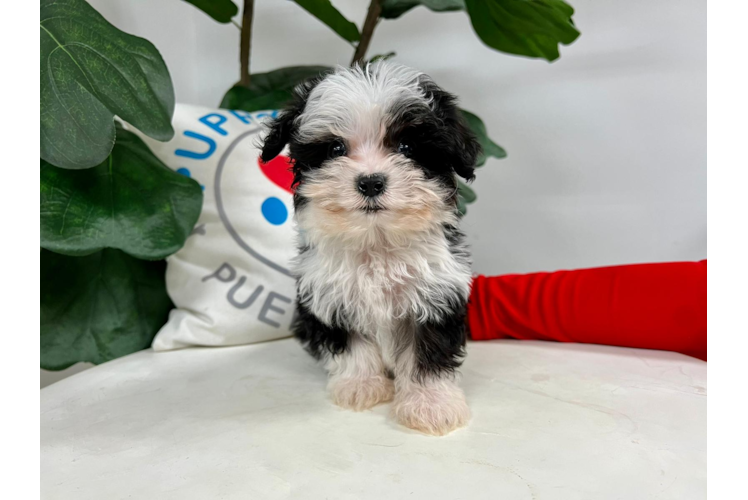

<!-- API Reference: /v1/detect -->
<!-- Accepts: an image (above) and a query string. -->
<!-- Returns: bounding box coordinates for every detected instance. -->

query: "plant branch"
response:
[239,0,255,88]
[351,0,382,66]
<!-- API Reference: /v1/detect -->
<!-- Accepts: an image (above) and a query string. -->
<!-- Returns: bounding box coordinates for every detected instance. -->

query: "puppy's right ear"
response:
[260,78,319,163]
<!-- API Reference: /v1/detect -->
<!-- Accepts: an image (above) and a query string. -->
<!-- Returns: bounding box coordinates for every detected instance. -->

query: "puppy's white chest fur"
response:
[295,230,471,347]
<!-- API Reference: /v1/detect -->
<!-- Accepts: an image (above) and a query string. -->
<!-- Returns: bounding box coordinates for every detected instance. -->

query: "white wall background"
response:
[89,0,706,274]
[41,0,706,387]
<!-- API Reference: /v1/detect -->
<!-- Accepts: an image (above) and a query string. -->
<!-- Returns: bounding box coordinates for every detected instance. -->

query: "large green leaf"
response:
[220,66,333,112]
[381,0,465,19]
[181,0,238,23]
[40,0,175,169]
[460,109,507,167]
[41,127,203,260]
[41,249,173,370]
[464,0,579,61]
[292,1,361,42]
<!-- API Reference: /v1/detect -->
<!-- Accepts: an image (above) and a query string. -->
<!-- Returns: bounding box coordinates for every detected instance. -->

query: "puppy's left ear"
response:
[421,78,481,181]
[446,112,480,182]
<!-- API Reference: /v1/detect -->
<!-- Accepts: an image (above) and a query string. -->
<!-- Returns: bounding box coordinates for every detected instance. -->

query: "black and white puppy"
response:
[260,62,480,435]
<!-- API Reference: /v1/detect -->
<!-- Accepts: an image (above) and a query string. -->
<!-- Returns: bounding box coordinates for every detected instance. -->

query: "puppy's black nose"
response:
[357,174,387,198]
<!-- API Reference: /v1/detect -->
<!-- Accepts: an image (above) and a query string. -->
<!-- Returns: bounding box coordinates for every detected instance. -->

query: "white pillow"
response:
[133,104,297,350]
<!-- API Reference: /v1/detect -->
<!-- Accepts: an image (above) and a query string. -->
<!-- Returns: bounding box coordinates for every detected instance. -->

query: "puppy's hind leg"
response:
[326,334,394,411]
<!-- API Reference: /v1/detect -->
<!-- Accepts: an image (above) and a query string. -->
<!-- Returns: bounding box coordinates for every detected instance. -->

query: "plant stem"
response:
[239,0,255,88]
[351,0,382,66]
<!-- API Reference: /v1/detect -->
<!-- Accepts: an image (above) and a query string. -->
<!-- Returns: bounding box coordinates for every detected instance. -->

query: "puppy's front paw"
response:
[329,375,395,411]
[392,381,470,436]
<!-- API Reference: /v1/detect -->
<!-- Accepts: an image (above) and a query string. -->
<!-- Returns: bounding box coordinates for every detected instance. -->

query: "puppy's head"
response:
[260,62,480,246]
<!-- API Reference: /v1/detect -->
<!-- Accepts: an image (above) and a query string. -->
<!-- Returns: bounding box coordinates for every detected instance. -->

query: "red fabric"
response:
[706,260,748,361]
[467,261,707,361]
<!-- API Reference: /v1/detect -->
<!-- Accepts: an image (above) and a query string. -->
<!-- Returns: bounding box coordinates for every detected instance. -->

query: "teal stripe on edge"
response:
[707,363,748,500]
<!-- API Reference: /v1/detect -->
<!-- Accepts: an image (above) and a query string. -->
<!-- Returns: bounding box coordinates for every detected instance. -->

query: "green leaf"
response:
[457,179,477,203]
[381,0,465,19]
[456,179,476,216]
[368,51,397,63]
[41,127,203,260]
[456,195,468,217]
[292,1,361,43]
[460,109,507,167]
[220,66,333,112]
[464,0,580,61]
[40,0,175,169]
[41,249,173,370]
[181,0,238,23]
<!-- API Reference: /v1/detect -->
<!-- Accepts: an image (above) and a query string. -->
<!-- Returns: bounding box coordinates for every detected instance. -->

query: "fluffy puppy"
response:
[260,61,480,435]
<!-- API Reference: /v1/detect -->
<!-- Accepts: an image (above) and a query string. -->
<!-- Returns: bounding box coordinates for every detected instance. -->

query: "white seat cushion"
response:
[41,339,706,499]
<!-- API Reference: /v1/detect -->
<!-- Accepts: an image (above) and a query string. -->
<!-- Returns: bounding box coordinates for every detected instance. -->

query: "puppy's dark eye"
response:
[397,140,414,158]
[328,140,347,159]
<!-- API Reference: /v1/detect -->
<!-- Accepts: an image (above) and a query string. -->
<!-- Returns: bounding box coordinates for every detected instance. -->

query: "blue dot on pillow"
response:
[261,197,288,225]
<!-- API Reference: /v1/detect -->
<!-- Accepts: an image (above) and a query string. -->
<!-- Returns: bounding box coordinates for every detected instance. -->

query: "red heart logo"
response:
[258,155,294,194]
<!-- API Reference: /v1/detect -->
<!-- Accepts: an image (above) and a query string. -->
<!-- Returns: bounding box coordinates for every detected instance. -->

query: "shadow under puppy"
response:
[260,61,480,435]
